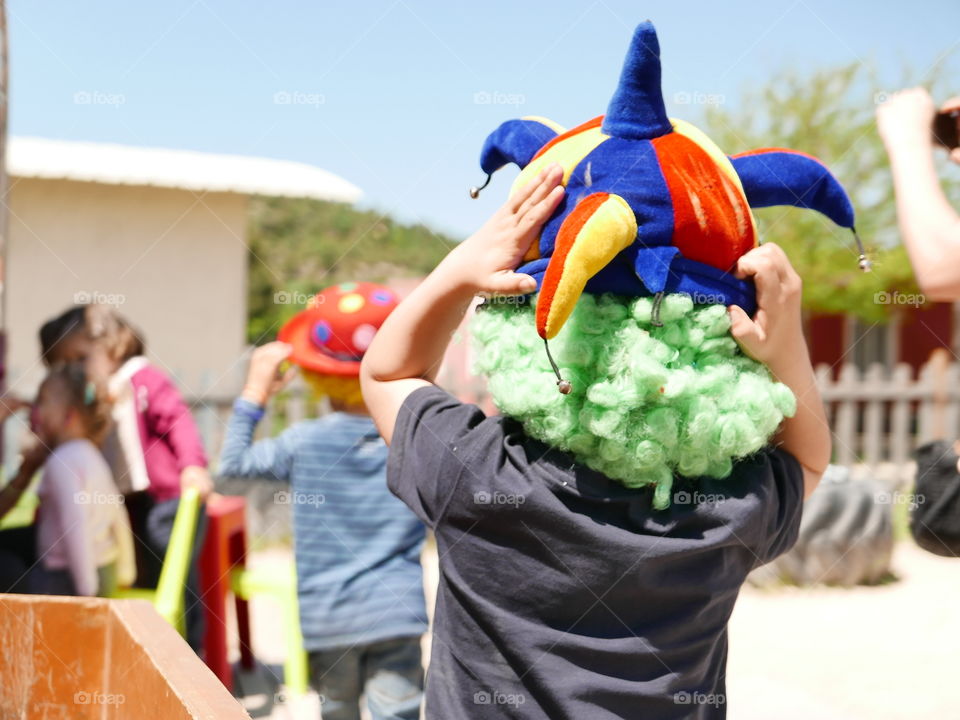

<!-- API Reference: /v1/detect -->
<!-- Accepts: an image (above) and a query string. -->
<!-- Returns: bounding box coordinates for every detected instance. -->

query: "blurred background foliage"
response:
[245,198,455,343]
[703,62,960,322]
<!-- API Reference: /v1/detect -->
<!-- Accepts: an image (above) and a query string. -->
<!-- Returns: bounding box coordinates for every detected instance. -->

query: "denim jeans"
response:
[308,635,424,720]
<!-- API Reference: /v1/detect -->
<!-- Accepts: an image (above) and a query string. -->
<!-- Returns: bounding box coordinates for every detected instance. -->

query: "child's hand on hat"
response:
[242,341,298,407]
[729,243,831,490]
[448,163,565,296]
[727,243,805,372]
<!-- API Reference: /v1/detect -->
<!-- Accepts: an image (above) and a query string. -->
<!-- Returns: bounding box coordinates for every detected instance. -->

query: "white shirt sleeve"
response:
[42,457,98,596]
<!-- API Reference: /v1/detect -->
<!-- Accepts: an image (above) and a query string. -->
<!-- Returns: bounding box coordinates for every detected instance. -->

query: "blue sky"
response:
[9,0,960,239]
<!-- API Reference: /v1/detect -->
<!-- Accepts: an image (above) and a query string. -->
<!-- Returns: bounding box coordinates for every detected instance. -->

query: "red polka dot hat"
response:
[277,282,399,376]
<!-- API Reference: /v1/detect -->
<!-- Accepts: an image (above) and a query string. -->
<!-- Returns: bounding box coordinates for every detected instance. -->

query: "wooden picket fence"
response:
[184,358,958,480]
[817,358,959,470]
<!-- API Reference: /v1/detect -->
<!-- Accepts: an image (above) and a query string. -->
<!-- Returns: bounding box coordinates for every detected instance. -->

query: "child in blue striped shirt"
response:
[219,283,426,720]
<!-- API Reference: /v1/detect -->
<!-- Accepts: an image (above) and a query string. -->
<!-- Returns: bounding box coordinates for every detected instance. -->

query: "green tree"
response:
[245,197,457,342]
[702,63,960,322]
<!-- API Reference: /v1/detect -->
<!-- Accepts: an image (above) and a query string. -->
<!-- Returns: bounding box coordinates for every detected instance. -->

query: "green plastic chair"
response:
[230,561,309,695]
[0,488,39,530]
[111,487,201,638]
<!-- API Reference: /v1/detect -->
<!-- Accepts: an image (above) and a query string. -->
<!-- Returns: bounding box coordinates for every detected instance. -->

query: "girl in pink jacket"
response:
[40,304,211,650]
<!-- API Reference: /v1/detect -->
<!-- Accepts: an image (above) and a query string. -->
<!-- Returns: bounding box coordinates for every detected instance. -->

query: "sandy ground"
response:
[728,542,959,719]
[235,541,958,719]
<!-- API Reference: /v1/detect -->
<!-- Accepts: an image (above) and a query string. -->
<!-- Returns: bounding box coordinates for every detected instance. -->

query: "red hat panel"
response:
[278,282,399,376]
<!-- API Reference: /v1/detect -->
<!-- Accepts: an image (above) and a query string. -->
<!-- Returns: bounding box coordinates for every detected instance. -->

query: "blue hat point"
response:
[602,21,673,141]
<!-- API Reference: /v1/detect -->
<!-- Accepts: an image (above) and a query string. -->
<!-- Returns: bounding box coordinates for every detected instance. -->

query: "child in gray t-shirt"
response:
[360,165,829,719]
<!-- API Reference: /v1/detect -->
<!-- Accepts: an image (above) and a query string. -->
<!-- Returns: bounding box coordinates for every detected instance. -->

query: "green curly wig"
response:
[470,293,796,509]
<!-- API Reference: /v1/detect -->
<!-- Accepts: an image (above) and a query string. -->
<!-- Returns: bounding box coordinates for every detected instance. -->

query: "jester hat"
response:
[472,21,867,387]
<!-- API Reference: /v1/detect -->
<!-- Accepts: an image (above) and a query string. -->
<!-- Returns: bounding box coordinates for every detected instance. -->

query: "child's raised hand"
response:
[449,163,565,296]
[242,341,297,406]
[727,243,805,370]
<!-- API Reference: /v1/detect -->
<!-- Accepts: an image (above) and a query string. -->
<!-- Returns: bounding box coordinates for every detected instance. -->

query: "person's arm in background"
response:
[217,342,299,481]
[878,88,960,300]
[0,441,49,520]
[141,367,214,498]
[728,244,831,499]
[361,164,566,444]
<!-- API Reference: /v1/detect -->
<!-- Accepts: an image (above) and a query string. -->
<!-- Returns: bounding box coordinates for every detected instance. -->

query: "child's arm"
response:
[140,367,213,497]
[362,164,565,443]
[728,243,831,498]
[43,460,98,596]
[0,441,48,520]
[218,342,299,481]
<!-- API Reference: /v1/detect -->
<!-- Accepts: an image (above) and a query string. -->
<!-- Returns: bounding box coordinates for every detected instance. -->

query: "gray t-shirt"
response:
[388,385,803,720]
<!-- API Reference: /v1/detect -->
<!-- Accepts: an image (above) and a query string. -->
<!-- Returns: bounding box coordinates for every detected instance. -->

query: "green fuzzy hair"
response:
[470,293,796,509]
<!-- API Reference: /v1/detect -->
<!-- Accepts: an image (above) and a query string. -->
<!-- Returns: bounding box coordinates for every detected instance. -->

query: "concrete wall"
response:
[4,178,249,400]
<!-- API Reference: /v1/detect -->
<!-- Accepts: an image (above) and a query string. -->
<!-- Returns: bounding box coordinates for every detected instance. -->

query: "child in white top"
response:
[29,363,134,596]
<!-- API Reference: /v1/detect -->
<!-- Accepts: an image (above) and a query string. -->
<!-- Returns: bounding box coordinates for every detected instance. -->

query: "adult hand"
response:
[877,87,937,152]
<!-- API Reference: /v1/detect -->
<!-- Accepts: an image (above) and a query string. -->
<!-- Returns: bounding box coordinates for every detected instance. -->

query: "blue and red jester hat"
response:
[470,20,869,390]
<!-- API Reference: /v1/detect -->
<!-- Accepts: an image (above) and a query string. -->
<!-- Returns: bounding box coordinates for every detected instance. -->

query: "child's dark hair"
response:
[39,304,146,367]
[39,307,85,366]
[44,362,112,445]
